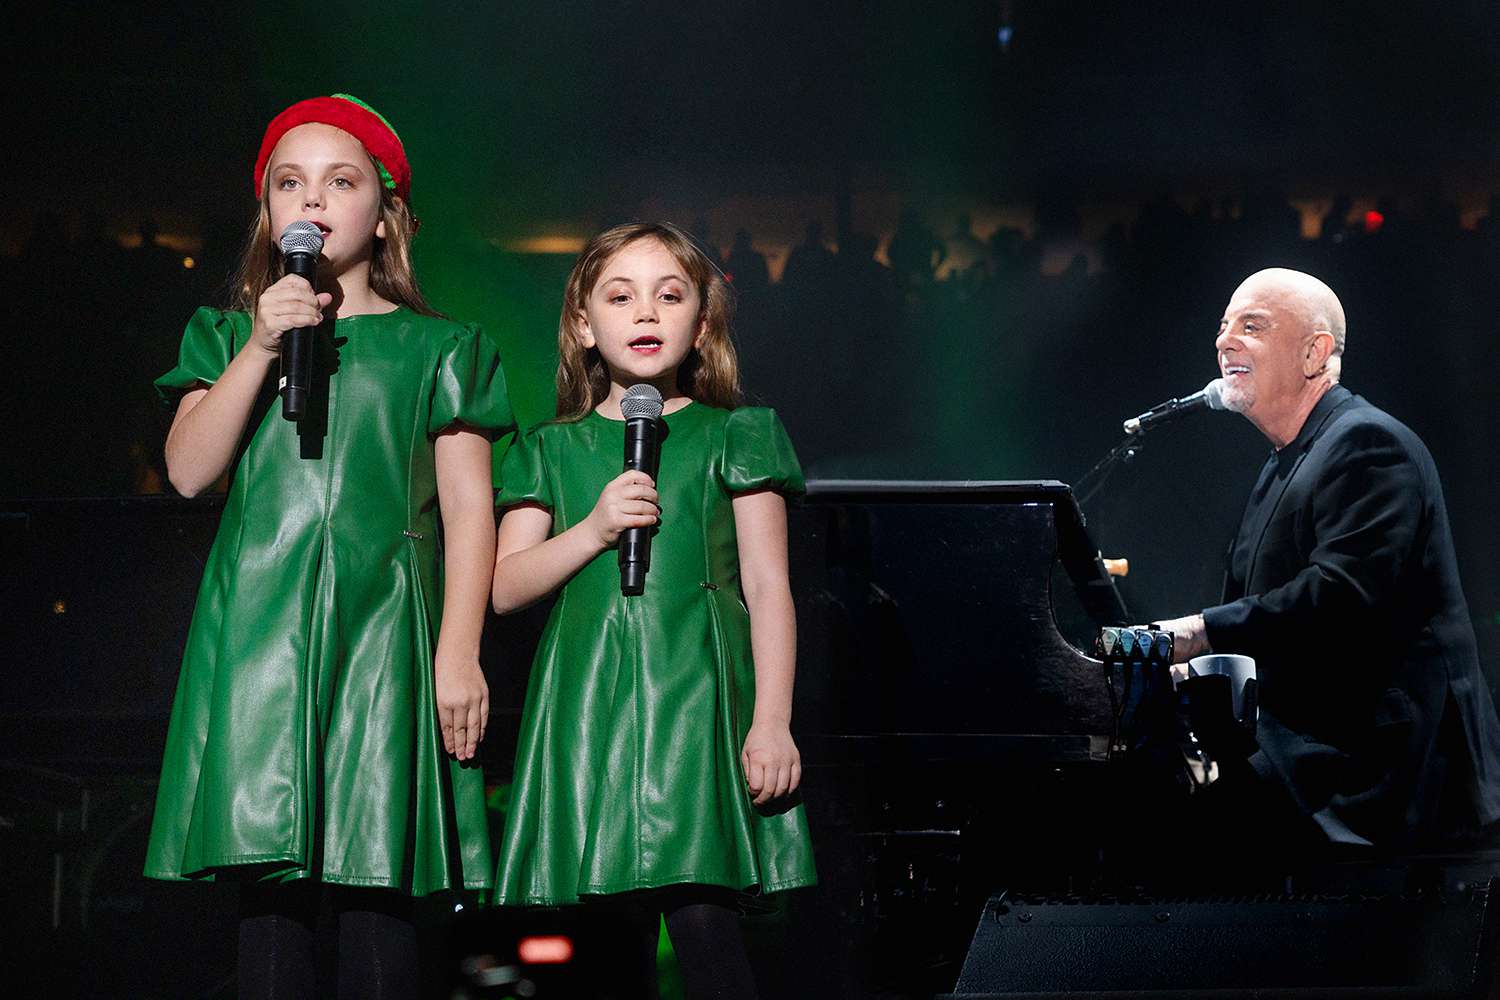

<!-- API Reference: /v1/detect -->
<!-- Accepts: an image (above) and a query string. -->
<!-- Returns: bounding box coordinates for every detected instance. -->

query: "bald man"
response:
[1153,268,1500,851]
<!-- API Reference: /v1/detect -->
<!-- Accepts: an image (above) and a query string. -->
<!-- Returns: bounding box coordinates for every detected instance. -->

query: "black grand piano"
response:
[780,480,1130,993]
[790,478,1123,757]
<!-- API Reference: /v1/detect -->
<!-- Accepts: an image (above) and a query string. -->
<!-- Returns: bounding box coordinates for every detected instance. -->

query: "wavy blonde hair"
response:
[555,221,741,421]
[229,167,437,317]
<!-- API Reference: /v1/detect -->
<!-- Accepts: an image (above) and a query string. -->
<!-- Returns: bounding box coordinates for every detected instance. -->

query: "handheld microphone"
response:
[619,383,664,596]
[277,221,324,422]
[1122,377,1228,435]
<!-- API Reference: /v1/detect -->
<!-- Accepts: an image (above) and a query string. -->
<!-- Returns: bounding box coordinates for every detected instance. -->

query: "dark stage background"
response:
[4,0,1500,995]
[4,0,1498,663]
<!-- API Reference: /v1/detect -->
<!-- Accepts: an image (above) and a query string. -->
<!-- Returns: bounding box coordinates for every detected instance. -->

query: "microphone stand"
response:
[1074,433,1147,508]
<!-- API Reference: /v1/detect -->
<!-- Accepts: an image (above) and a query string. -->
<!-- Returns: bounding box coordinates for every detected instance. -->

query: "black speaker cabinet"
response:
[944,888,1496,999]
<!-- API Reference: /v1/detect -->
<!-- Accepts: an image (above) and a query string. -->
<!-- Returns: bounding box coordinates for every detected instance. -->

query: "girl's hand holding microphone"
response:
[585,470,660,548]
[249,273,332,356]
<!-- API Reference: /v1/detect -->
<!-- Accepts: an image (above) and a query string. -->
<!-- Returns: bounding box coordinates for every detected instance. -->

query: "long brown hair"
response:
[555,221,742,421]
[229,166,437,317]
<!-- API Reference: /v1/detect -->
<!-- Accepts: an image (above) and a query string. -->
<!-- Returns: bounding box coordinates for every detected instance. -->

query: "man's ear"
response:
[1304,330,1335,376]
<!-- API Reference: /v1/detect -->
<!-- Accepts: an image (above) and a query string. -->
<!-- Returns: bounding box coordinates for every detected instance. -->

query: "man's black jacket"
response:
[1203,384,1500,846]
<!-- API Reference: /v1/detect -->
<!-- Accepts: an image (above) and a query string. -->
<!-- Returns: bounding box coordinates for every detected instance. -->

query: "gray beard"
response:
[1220,382,1253,414]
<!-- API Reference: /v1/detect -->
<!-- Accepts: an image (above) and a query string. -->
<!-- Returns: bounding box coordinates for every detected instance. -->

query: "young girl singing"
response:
[143,94,511,998]
[491,222,815,999]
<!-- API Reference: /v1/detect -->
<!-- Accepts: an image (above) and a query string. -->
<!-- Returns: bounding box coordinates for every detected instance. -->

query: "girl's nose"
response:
[634,301,658,322]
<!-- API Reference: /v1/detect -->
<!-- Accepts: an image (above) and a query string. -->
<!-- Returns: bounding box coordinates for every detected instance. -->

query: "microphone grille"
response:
[620,383,664,421]
[1203,377,1229,411]
[279,221,324,256]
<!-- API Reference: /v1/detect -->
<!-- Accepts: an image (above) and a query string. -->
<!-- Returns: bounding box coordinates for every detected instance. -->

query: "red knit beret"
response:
[252,94,411,203]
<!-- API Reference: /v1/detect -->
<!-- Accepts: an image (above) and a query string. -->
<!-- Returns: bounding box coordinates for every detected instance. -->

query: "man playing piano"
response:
[1150,267,1500,852]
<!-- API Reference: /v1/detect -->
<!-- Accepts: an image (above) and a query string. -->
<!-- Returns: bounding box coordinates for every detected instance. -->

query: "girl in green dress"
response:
[492,222,815,999]
[144,95,511,998]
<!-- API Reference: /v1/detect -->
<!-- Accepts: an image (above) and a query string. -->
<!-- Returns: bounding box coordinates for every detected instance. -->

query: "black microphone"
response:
[1122,377,1228,435]
[619,383,664,596]
[277,221,324,422]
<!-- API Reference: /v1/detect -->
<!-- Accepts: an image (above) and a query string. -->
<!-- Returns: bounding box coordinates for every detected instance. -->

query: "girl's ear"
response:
[576,311,597,350]
[375,216,387,240]
[694,313,708,350]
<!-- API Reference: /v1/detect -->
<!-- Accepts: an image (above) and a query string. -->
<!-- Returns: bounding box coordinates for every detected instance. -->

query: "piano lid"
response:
[789,479,1119,741]
[806,478,1077,500]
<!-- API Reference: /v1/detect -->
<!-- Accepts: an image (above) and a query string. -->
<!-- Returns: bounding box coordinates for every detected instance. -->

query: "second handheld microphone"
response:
[619,383,665,596]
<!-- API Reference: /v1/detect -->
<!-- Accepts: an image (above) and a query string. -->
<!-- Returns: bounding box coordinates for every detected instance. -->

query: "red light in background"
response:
[518,935,574,964]
[1363,210,1385,234]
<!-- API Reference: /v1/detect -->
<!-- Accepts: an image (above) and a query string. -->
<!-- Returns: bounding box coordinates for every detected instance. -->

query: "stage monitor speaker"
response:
[943,888,1496,999]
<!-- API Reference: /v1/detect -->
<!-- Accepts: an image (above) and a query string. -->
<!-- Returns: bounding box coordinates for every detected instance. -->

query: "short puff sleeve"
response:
[428,325,516,440]
[495,425,552,511]
[720,407,805,497]
[154,307,247,407]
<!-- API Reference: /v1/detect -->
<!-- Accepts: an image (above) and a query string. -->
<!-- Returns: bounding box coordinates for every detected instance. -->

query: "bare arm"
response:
[164,276,331,497]
[491,469,659,614]
[433,427,497,761]
[734,489,801,805]
[164,349,274,497]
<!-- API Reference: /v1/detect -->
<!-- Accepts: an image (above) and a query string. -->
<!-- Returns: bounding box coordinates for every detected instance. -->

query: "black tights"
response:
[663,896,759,1000]
[601,889,759,1000]
[237,882,418,1000]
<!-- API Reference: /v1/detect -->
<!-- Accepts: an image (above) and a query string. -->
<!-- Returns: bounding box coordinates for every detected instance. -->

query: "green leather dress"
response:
[143,306,512,894]
[492,403,817,905]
